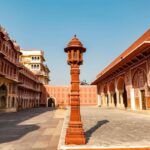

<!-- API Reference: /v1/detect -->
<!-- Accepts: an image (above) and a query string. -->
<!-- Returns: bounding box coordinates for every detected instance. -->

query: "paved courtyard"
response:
[1,107,150,150]
[59,106,150,149]
[0,107,64,150]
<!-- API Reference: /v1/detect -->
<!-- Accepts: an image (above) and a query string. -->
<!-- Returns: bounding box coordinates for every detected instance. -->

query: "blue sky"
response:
[0,0,150,85]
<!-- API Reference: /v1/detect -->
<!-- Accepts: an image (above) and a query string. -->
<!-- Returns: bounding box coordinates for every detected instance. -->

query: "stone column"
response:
[120,92,125,108]
[65,64,85,144]
[64,35,86,145]
[116,90,120,108]
[104,94,106,107]
[108,92,111,107]
[22,100,23,109]
[130,88,136,110]
[97,94,101,106]
[38,98,40,107]
[111,93,115,108]
[6,96,9,108]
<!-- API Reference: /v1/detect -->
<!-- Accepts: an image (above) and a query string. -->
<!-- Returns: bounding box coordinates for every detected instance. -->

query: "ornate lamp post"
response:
[64,35,86,144]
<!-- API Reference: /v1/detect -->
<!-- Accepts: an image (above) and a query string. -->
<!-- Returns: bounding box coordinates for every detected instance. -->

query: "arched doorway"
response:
[48,97,55,107]
[123,84,128,108]
[0,96,6,108]
[0,84,7,109]
[113,93,117,106]
[132,68,147,109]
[12,97,15,107]
[117,77,128,108]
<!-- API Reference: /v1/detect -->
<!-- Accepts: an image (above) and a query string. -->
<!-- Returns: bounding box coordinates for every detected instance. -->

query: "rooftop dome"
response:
[64,35,86,53]
[67,35,83,47]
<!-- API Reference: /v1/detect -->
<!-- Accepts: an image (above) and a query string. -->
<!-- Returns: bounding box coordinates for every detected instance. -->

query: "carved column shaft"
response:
[70,64,81,122]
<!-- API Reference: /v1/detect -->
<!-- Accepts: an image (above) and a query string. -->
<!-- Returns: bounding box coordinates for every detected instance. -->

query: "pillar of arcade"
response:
[64,35,86,144]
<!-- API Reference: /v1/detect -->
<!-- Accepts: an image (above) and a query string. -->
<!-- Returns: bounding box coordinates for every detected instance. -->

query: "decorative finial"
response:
[74,34,76,38]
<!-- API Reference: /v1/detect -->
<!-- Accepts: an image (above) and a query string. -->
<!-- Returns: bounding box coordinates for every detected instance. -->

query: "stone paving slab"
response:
[0,107,64,150]
[58,106,150,150]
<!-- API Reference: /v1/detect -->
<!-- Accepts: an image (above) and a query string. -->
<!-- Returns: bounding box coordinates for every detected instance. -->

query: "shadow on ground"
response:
[85,120,109,143]
[0,107,55,143]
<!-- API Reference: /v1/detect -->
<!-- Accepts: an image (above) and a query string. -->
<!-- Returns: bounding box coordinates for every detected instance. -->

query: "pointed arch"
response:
[117,77,128,108]
[47,97,55,107]
[132,68,147,88]
[103,84,108,94]
[0,84,7,108]
[108,81,115,93]
[117,77,125,91]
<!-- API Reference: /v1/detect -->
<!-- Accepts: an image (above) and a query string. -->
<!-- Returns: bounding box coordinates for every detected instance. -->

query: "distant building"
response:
[44,85,97,107]
[92,29,150,110]
[20,49,50,85]
[0,26,49,111]
[0,26,21,112]
[18,65,41,110]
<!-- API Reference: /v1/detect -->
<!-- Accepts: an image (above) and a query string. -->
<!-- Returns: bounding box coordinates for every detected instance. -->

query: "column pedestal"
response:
[65,121,86,144]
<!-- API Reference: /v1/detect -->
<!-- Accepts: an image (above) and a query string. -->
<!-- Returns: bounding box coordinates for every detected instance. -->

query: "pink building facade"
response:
[0,26,47,112]
[44,85,97,107]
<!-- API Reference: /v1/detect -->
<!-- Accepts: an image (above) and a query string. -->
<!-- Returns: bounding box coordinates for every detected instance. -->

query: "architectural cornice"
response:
[92,29,150,85]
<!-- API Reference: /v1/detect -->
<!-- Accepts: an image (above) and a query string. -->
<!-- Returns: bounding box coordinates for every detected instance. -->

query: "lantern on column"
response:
[64,35,86,144]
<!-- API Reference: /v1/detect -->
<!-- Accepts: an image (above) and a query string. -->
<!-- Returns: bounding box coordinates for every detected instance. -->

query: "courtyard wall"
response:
[45,85,97,106]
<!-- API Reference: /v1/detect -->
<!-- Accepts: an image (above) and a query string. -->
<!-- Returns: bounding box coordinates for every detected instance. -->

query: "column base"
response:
[110,104,115,108]
[65,122,86,145]
[117,103,125,109]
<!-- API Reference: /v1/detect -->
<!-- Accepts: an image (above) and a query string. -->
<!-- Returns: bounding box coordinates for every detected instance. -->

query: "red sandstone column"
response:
[64,35,86,145]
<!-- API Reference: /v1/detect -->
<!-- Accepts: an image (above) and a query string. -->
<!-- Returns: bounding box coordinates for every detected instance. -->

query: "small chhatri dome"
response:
[64,35,86,53]
[67,35,83,47]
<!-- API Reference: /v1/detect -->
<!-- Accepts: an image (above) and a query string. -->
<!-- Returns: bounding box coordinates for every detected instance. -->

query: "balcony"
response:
[30,60,41,63]
[33,70,46,76]
[18,83,41,92]
[20,59,31,63]
[3,56,19,67]
[0,70,5,77]
[3,74,19,83]
[0,51,5,57]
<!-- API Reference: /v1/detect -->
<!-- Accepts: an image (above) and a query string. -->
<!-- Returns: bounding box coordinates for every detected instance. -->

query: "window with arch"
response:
[32,56,35,61]
[31,64,34,69]
[37,64,39,69]
[34,64,36,69]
